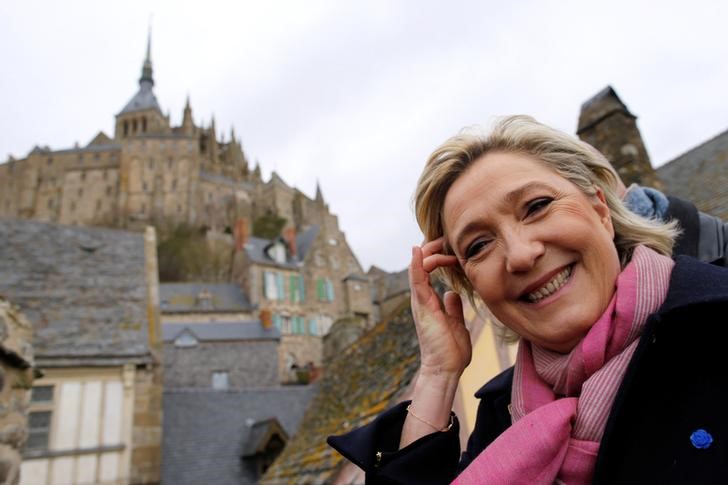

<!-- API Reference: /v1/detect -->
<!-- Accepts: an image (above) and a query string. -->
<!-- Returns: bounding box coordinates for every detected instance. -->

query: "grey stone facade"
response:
[163,340,279,389]
[0,299,34,485]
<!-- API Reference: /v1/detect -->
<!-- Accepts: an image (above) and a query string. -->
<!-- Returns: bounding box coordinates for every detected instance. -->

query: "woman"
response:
[328,116,728,484]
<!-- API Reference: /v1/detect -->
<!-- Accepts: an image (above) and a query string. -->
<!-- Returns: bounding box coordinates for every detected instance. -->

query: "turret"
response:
[577,86,662,189]
[181,95,194,136]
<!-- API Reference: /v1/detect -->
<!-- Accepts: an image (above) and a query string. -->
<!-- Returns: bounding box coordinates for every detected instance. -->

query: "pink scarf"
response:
[453,246,674,485]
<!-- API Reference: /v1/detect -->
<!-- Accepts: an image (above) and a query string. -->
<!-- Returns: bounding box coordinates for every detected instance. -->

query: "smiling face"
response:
[443,151,621,353]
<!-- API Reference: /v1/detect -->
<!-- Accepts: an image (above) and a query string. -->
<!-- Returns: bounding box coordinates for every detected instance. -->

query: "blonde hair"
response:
[414,115,678,326]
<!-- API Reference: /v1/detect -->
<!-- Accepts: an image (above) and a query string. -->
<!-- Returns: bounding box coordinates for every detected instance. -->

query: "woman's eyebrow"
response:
[503,181,553,206]
[452,181,554,252]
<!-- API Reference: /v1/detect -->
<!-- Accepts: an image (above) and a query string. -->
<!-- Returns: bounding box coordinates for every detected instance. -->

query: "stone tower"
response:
[577,86,663,189]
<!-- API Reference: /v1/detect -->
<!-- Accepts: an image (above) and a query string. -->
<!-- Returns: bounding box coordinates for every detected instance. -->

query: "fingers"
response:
[443,291,464,326]
[409,246,441,313]
[420,237,459,273]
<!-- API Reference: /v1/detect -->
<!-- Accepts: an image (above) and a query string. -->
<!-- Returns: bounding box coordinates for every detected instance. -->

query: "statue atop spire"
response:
[139,26,154,87]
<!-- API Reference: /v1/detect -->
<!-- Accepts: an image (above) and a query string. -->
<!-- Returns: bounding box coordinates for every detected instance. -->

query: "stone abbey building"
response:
[0,36,373,381]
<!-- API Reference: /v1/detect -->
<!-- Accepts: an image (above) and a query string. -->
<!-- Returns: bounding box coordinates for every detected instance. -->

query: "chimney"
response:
[234,218,249,251]
[144,226,162,352]
[283,227,297,258]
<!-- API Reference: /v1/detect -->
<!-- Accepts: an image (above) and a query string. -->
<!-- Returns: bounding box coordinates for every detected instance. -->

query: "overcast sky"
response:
[2,1,728,272]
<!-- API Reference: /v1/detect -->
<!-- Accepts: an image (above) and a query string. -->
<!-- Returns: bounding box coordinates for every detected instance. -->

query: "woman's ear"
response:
[592,187,615,238]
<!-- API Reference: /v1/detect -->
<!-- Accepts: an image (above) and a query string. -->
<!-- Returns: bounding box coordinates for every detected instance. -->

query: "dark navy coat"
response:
[328,256,728,484]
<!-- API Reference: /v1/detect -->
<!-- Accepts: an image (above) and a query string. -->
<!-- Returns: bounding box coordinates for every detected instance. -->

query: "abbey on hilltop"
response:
[0,33,379,382]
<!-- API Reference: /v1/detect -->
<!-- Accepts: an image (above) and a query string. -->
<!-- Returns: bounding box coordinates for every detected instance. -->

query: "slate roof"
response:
[0,219,152,365]
[244,225,320,269]
[119,80,162,115]
[262,300,419,483]
[162,386,317,485]
[657,128,728,220]
[160,283,255,313]
[162,322,280,343]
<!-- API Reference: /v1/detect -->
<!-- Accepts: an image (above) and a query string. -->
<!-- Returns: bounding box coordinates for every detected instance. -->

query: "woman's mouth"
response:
[525,265,573,303]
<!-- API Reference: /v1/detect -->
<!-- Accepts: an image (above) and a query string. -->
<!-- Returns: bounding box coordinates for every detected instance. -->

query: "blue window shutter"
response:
[309,318,317,336]
[276,273,284,301]
[272,314,282,331]
[326,279,335,301]
[297,316,304,334]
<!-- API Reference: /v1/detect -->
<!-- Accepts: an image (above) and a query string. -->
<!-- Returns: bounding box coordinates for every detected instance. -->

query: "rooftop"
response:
[0,219,153,365]
[162,386,317,484]
[657,128,728,220]
[160,283,255,313]
[262,300,419,483]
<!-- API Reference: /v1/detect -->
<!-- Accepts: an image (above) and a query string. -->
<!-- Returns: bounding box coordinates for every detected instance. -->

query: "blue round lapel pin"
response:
[690,429,713,449]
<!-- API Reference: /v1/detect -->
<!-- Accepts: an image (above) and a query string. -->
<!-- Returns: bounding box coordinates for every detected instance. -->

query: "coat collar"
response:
[657,256,728,315]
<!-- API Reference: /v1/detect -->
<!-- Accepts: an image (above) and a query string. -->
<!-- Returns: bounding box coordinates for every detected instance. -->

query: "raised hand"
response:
[400,238,473,448]
[409,238,472,377]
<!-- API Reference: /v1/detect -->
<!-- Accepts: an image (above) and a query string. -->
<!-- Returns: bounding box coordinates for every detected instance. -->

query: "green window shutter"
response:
[276,273,284,301]
[290,275,297,303]
[299,275,305,303]
[316,278,324,301]
[308,318,317,336]
[296,316,304,334]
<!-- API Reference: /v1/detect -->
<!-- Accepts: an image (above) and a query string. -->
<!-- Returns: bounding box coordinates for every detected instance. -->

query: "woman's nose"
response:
[504,232,544,273]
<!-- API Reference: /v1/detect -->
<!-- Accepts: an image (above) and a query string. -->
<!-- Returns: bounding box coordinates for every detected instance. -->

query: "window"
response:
[290,275,305,303]
[264,271,279,300]
[308,318,318,336]
[123,121,129,137]
[27,385,54,452]
[316,278,335,302]
[174,331,198,348]
[292,316,305,335]
[212,371,229,390]
[142,117,147,133]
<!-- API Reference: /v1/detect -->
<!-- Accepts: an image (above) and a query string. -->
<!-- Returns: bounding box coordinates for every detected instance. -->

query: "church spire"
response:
[139,27,154,87]
[315,179,324,204]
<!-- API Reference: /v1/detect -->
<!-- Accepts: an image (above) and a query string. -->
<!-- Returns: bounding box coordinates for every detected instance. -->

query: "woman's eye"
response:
[465,239,490,259]
[525,197,553,217]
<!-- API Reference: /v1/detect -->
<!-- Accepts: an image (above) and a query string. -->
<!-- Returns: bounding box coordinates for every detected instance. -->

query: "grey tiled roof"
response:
[160,283,255,313]
[199,171,254,191]
[657,128,728,220]
[118,81,162,115]
[162,386,316,485]
[0,219,151,363]
[244,225,320,269]
[162,322,280,342]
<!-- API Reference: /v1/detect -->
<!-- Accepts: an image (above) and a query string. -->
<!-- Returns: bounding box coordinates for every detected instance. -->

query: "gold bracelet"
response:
[406,404,453,432]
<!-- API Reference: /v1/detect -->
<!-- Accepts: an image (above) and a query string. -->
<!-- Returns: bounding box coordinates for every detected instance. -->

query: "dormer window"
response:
[196,289,213,309]
[267,242,287,264]
[174,331,198,348]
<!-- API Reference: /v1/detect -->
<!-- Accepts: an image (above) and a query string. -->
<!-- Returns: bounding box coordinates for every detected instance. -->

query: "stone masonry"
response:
[163,340,278,389]
[0,299,34,485]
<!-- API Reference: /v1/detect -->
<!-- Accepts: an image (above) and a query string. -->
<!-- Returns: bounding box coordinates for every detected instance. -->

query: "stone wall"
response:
[131,363,163,485]
[163,340,279,389]
[0,299,34,485]
[278,335,323,383]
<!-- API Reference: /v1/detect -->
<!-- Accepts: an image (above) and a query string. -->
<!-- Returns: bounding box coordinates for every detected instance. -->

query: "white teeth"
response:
[527,266,572,303]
